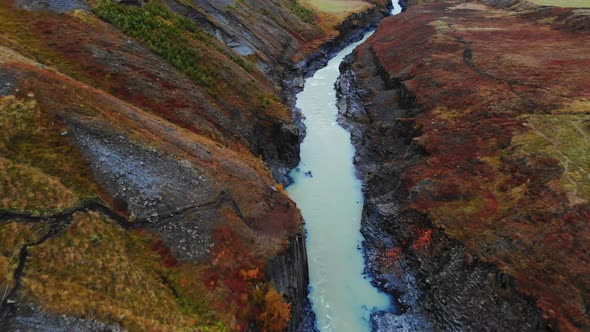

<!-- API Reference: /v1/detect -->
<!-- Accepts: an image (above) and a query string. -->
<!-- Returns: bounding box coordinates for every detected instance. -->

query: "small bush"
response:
[257,287,291,332]
[288,0,315,24]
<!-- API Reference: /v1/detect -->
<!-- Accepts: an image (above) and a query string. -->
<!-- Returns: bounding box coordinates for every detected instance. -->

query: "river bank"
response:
[337,0,590,330]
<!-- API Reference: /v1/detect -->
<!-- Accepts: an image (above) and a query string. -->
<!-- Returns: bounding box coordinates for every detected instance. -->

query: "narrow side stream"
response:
[287,3,401,330]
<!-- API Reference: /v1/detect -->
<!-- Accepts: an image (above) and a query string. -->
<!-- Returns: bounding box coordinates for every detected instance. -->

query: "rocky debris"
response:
[15,0,89,12]
[371,310,433,332]
[1,303,124,332]
[0,71,16,97]
[70,125,214,220]
[68,123,219,261]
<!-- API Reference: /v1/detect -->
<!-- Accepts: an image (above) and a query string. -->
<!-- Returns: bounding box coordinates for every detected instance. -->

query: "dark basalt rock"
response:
[266,233,318,332]
[0,71,16,97]
[116,0,144,6]
[253,121,301,185]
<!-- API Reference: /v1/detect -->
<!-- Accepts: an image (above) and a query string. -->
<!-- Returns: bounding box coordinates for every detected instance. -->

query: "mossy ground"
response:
[11,211,290,331]
[0,5,94,83]
[22,212,225,331]
[0,95,99,213]
[0,222,38,295]
[530,0,590,8]
[303,0,371,18]
[514,111,590,204]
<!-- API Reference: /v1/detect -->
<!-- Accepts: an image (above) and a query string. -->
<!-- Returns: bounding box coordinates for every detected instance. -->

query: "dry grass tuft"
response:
[0,222,39,295]
[0,94,99,212]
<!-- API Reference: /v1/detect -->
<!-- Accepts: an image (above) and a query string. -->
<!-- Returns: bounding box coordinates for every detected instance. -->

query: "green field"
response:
[530,0,590,8]
[302,0,371,18]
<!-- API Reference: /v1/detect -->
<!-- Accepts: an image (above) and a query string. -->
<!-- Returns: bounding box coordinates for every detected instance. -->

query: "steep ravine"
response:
[270,5,393,331]
[288,31,392,332]
[161,0,391,185]
[337,0,590,330]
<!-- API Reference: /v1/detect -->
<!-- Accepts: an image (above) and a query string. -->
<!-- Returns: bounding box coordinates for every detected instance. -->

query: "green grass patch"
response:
[0,96,99,212]
[0,222,40,293]
[94,1,253,89]
[530,0,590,8]
[513,113,590,201]
[289,0,316,24]
[0,5,92,84]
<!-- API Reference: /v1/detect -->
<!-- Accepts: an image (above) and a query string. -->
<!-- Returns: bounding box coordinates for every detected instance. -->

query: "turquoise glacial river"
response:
[287,2,401,330]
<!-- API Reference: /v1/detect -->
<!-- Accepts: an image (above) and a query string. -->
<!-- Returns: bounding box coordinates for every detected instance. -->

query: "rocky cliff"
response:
[0,0,386,331]
[338,0,590,330]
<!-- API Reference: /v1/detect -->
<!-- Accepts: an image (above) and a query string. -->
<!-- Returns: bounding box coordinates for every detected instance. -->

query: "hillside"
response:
[0,0,387,330]
[338,0,590,330]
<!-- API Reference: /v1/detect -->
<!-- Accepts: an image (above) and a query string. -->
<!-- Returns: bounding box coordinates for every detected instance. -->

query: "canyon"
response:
[0,0,588,330]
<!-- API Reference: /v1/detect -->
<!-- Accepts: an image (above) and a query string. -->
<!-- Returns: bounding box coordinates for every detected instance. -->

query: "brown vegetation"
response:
[362,1,590,329]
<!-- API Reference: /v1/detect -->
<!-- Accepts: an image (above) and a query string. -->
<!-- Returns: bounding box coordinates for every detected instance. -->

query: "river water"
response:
[287,2,402,331]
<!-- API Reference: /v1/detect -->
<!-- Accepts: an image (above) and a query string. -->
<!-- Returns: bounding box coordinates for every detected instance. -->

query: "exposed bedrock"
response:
[294,5,388,78]
[266,233,316,331]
